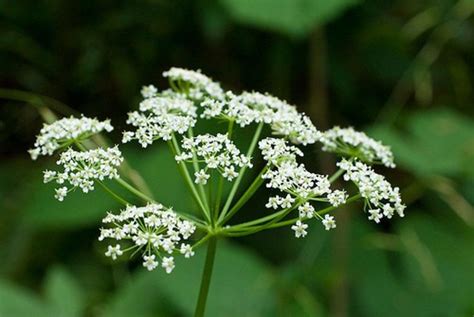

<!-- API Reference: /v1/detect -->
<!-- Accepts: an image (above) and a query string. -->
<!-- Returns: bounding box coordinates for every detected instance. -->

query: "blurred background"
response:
[1,0,473,316]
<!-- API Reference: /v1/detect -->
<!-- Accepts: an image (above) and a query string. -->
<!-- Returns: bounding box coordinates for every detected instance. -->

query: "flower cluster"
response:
[99,203,196,273]
[259,137,345,236]
[337,159,405,223]
[201,92,321,145]
[43,146,123,201]
[29,116,113,160]
[123,95,197,147]
[176,133,252,184]
[259,138,303,165]
[260,138,333,202]
[163,67,224,101]
[319,127,395,168]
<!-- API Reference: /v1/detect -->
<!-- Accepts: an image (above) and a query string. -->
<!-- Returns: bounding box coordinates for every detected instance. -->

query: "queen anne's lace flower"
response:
[163,67,225,101]
[291,220,308,238]
[43,146,123,201]
[260,138,356,234]
[141,85,158,98]
[260,138,331,202]
[202,92,321,145]
[337,159,405,222]
[319,127,395,168]
[177,133,252,183]
[322,214,336,230]
[29,116,113,160]
[259,138,303,165]
[327,190,348,207]
[99,204,196,273]
[123,95,197,147]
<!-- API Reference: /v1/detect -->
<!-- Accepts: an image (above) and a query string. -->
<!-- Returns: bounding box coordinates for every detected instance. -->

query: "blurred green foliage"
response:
[1,0,473,316]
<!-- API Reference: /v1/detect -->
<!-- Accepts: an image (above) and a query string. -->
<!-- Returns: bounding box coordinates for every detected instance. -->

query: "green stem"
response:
[219,166,268,225]
[169,137,211,222]
[194,237,218,317]
[97,181,130,205]
[213,120,235,221]
[260,194,361,230]
[116,178,154,203]
[329,168,344,183]
[188,128,211,213]
[226,204,299,236]
[226,194,362,236]
[217,122,264,223]
[230,208,290,229]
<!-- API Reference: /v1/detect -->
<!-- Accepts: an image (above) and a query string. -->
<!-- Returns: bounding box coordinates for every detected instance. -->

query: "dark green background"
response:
[1,0,473,316]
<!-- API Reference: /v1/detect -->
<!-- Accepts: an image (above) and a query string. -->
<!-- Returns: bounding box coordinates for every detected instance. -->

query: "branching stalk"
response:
[217,122,264,223]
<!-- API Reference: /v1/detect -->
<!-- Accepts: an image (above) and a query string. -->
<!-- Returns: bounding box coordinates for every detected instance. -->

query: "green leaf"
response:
[220,0,359,37]
[370,108,474,178]
[43,266,85,317]
[0,280,49,317]
[103,241,275,317]
[350,215,474,317]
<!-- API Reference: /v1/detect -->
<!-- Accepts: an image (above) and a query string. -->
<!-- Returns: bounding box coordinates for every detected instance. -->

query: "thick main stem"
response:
[194,237,218,317]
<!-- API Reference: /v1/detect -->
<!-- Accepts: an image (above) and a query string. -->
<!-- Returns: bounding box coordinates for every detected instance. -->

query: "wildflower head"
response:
[177,133,252,183]
[44,146,123,201]
[337,159,405,222]
[319,127,395,168]
[163,67,224,101]
[99,204,196,273]
[29,116,113,160]
[123,95,197,147]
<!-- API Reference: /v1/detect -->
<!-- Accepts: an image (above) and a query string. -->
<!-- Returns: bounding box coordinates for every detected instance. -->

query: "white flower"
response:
[141,85,158,98]
[29,116,113,159]
[46,146,123,201]
[261,140,331,201]
[320,127,395,168]
[382,203,395,219]
[322,214,336,230]
[258,138,303,165]
[194,170,210,185]
[265,196,281,209]
[163,67,224,101]
[161,256,175,273]
[123,95,197,147]
[327,190,348,207]
[291,221,308,238]
[175,152,192,162]
[105,244,123,260]
[43,170,56,183]
[180,244,194,258]
[179,134,252,183]
[99,204,196,274]
[202,92,321,145]
[222,166,238,181]
[368,209,383,223]
[54,187,68,201]
[337,158,405,223]
[298,202,314,218]
[280,194,295,209]
[143,254,158,271]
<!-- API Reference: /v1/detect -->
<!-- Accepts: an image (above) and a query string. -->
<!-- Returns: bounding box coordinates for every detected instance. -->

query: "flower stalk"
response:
[194,236,217,317]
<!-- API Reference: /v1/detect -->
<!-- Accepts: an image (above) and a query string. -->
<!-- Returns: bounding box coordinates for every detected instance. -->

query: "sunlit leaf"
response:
[220,0,359,37]
[43,266,85,317]
[370,108,474,178]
